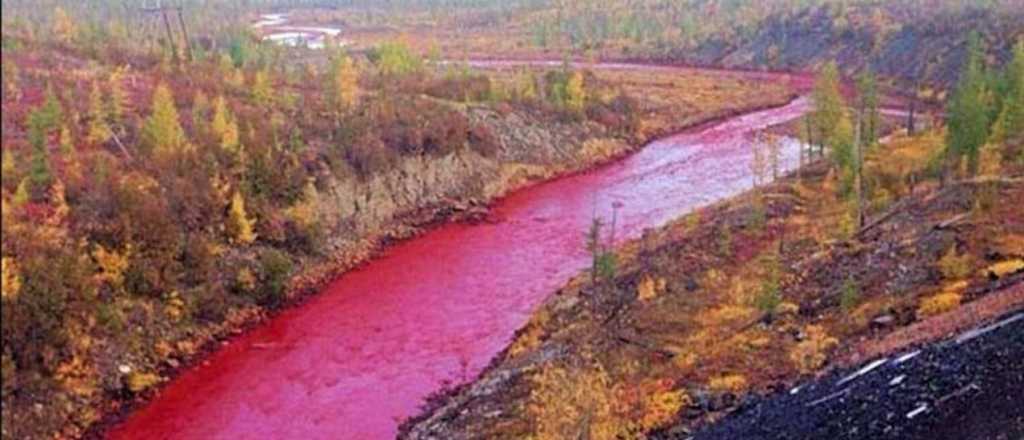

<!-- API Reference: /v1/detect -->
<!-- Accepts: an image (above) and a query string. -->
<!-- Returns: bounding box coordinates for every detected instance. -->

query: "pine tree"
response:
[26,109,54,201]
[86,82,112,146]
[251,70,273,107]
[107,67,128,126]
[141,83,187,157]
[994,41,1024,144]
[51,6,76,45]
[565,71,586,115]
[812,61,845,158]
[211,96,239,153]
[517,69,537,101]
[328,55,359,113]
[1,257,21,300]
[227,191,257,245]
[855,70,879,147]
[192,90,210,133]
[12,179,30,207]
[946,32,993,176]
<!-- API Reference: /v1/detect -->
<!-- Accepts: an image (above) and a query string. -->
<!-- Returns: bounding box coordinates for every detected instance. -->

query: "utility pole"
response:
[175,7,194,61]
[141,1,193,63]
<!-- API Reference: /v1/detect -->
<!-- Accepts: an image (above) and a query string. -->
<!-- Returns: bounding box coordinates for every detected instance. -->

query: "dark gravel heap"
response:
[657,311,1024,440]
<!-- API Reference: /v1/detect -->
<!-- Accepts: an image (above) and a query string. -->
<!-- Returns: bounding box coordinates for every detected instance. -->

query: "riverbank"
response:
[78,71,794,440]
[91,93,793,439]
[0,30,797,438]
[399,127,1024,439]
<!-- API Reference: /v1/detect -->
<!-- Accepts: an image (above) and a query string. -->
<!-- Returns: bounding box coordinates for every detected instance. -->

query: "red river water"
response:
[109,85,813,439]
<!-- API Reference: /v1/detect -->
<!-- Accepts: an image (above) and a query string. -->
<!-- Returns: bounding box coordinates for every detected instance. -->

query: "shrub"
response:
[917,291,962,317]
[257,249,293,307]
[636,275,666,302]
[637,388,689,431]
[789,325,839,374]
[708,374,748,393]
[528,362,620,440]
[754,253,781,316]
[982,259,1024,279]
[840,277,861,312]
[938,246,972,279]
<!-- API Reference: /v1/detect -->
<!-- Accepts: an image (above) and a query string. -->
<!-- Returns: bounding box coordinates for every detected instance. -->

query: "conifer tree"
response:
[141,83,187,157]
[565,71,586,115]
[855,70,879,147]
[251,70,273,107]
[1,257,21,300]
[107,67,128,126]
[227,191,257,245]
[26,109,54,201]
[328,55,359,113]
[812,62,845,158]
[994,41,1024,144]
[86,82,112,146]
[946,32,992,176]
[51,7,76,45]
[211,96,239,153]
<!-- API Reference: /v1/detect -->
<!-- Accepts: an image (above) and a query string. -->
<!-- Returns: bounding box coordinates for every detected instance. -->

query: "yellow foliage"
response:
[251,70,273,106]
[995,234,1024,256]
[285,180,321,229]
[708,374,748,393]
[508,310,550,357]
[565,71,586,114]
[332,56,360,112]
[636,387,689,432]
[528,363,620,440]
[918,291,962,317]
[86,82,112,146]
[143,83,187,157]
[228,191,257,245]
[790,325,839,374]
[1,257,21,300]
[775,301,800,316]
[126,371,160,393]
[176,340,197,356]
[107,67,128,123]
[55,355,97,398]
[637,275,666,302]
[164,290,185,322]
[93,244,131,290]
[698,304,757,328]
[236,267,257,293]
[673,352,697,370]
[938,246,973,280]
[51,7,76,44]
[982,259,1024,278]
[211,96,240,153]
[154,340,173,358]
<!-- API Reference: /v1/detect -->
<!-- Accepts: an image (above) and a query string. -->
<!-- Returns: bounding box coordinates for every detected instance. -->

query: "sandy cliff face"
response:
[315,105,629,255]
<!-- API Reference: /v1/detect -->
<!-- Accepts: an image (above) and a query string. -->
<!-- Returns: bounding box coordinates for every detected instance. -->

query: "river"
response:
[104,13,823,440]
[107,89,811,438]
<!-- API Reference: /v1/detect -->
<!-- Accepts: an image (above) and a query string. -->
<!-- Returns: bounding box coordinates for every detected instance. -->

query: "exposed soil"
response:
[666,306,1024,440]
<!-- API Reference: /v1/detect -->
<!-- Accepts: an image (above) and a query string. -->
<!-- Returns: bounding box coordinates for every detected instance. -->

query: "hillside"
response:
[400,144,1024,440]
[322,1,1022,93]
[0,19,793,440]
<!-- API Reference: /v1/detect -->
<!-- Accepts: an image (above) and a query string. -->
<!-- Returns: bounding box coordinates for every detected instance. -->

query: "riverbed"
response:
[108,92,810,439]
